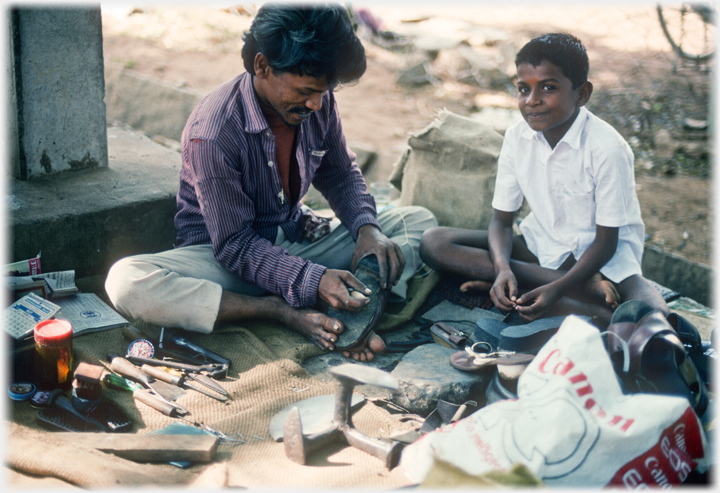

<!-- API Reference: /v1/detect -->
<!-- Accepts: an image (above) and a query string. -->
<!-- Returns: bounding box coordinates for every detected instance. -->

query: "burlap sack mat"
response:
[389,109,505,231]
[6,272,437,489]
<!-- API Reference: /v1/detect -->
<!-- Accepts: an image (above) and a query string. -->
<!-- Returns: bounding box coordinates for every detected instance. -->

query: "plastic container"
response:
[34,319,74,390]
[8,382,35,401]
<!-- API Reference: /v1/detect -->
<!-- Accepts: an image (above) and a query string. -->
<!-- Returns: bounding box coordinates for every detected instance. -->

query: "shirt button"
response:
[268,160,274,167]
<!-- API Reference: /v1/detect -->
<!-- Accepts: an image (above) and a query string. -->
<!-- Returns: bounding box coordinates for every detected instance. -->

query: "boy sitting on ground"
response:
[420,33,668,328]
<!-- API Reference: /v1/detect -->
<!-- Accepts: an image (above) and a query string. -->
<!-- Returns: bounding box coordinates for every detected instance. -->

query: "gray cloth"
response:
[105,205,437,333]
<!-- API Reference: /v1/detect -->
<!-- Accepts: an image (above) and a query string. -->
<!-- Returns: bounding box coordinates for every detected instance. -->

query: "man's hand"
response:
[352,224,405,290]
[318,268,372,311]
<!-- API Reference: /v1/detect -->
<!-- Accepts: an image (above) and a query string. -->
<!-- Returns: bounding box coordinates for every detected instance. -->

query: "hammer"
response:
[283,364,404,469]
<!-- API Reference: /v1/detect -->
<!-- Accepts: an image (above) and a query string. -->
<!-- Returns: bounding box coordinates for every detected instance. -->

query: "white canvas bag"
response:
[400,315,709,487]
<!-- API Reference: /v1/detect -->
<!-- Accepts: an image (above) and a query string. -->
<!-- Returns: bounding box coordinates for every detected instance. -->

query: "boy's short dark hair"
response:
[515,33,589,89]
[241,3,366,87]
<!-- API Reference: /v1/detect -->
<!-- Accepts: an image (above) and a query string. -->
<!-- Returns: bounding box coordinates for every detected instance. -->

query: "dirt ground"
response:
[101,3,714,267]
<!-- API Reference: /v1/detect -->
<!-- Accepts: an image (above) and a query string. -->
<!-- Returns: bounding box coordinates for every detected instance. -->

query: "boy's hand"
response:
[515,284,561,322]
[489,270,519,312]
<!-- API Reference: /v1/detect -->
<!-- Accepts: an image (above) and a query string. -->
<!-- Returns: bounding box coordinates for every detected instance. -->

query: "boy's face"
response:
[516,61,592,148]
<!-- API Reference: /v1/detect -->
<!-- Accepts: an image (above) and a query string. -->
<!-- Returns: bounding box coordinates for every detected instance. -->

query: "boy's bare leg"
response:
[528,275,668,328]
[420,227,618,307]
[216,291,384,361]
[420,228,536,280]
[616,274,670,316]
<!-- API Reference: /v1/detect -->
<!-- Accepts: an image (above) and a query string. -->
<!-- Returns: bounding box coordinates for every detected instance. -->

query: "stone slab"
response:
[9,124,180,277]
[389,343,491,416]
[421,300,504,335]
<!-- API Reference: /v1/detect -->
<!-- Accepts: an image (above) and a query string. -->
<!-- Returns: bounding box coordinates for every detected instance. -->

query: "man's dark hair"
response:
[515,33,589,89]
[241,3,366,87]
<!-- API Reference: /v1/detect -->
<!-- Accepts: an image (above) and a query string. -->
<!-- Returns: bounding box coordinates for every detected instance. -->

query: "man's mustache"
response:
[290,107,312,116]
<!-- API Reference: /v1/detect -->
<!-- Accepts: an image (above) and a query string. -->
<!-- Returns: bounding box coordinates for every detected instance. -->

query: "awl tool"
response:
[141,364,228,402]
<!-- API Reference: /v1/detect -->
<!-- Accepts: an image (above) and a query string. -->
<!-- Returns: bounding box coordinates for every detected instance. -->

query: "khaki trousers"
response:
[105,206,437,333]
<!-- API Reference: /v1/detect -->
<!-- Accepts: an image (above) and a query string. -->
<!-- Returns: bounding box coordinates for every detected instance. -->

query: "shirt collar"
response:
[239,71,270,134]
[560,106,588,149]
[521,106,589,149]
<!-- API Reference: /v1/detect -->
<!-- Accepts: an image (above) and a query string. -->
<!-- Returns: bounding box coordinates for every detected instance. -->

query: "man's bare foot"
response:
[282,304,344,351]
[341,331,386,362]
[587,274,621,309]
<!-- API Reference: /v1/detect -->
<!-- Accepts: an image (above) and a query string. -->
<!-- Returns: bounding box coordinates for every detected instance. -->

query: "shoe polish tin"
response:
[8,382,35,401]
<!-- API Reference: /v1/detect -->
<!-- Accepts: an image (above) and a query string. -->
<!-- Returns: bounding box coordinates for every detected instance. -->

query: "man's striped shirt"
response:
[175,71,379,308]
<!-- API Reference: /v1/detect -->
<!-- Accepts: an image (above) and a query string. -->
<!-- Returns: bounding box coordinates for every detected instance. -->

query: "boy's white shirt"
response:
[492,106,644,283]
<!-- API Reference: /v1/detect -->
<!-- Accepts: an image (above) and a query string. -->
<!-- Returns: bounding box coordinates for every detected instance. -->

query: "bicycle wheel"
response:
[657,3,715,61]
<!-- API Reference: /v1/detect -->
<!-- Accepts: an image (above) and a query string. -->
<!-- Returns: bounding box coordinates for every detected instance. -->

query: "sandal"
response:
[608,301,709,418]
[450,342,534,372]
[667,312,712,387]
[472,315,581,355]
[330,255,389,350]
[499,315,571,354]
[485,371,518,404]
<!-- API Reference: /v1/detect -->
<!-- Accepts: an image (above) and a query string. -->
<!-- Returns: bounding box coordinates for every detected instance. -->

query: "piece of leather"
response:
[430,322,467,349]
[419,400,478,433]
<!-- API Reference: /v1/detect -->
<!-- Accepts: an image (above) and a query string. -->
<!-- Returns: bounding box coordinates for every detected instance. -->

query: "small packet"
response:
[302,209,332,242]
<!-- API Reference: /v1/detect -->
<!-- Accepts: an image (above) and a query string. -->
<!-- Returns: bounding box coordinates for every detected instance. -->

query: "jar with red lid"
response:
[34,319,74,390]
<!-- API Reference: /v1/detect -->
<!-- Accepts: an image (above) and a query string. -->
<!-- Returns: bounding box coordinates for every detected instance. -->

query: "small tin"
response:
[127,339,155,359]
[29,390,52,409]
[8,382,35,401]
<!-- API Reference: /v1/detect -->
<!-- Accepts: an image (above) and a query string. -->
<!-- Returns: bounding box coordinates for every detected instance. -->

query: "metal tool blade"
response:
[283,407,307,464]
[186,372,227,396]
[149,379,186,401]
[330,364,399,390]
[183,380,228,402]
[269,394,364,442]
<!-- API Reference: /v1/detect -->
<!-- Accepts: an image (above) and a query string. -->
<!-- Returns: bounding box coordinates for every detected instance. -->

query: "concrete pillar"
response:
[10,6,108,180]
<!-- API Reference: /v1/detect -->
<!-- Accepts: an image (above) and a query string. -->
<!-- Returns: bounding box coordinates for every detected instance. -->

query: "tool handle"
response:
[49,391,110,432]
[167,335,232,367]
[110,356,153,386]
[122,325,157,345]
[141,364,182,386]
[133,390,177,416]
[127,355,208,373]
